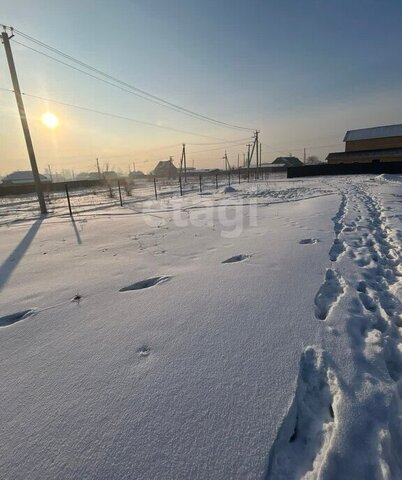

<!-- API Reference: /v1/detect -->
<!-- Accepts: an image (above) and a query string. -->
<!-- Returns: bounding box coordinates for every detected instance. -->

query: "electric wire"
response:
[7,27,255,132]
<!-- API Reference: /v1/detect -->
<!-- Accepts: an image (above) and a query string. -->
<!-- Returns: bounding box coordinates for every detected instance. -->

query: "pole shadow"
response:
[71,219,82,245]
[0,217,44,291]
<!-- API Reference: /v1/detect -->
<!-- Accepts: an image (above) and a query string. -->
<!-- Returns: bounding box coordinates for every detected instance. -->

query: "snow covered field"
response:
[0,175,401,479]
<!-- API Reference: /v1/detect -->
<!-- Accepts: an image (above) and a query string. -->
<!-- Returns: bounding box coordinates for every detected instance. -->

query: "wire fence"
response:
[0,168,287,224]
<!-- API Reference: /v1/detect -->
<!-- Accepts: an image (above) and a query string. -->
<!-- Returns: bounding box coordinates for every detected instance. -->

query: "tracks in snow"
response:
[314,269,345,320]
[266,347,339,480]
[267,182,402,479]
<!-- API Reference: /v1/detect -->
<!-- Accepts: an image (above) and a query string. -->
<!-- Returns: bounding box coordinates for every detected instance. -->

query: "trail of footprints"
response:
[1,251,251,332]
[322,184,402,381]
[346,186,402,384]
[268,184,402,478]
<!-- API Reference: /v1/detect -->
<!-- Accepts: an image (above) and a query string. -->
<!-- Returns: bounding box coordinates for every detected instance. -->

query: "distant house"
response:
[76,172,101,181]
[153,159,178,178]
[272,156,303,167]
[327,124,402,164]
[103,171,119,180]
[128,170,146,179]
[2,171,51,185]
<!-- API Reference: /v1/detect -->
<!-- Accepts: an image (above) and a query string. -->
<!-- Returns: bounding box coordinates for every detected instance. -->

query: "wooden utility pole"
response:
[96,158,102,179]
[180,144,187,181]
[255,131,259,169]
[2,29,47,214]
[245,144,250,182]
[223,152,230,171]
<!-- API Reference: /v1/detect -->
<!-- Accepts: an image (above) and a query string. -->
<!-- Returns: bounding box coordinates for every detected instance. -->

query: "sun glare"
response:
[41,112,59,129]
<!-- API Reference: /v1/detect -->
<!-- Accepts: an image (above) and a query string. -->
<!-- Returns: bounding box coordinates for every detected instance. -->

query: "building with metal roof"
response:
[327,123,402,164]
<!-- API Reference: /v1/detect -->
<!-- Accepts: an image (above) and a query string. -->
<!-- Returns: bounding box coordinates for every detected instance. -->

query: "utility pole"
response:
[133,161,136,172]
[237,153,240,169]
[2,28,47,214]
[223,151,230,171]
[169,156,173,179]
[180,143,187,181]
[47,164,53,182]
[96,158,102,179]
[246,144,251,166]
[255,130,259,169]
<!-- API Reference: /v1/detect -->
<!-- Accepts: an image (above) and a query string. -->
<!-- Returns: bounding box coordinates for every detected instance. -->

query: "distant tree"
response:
[306,155,321,165]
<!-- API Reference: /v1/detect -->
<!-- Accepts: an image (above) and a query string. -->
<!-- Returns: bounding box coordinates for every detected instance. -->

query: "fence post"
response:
[215,174,218,189]
[238,169,241,184]
[117,180,123,206]
[179,176,183,196]
[247,168,250,183]
[153,177,158,200]
[65,183,72,217]
[199,175,202,193]
[228,170,231,186]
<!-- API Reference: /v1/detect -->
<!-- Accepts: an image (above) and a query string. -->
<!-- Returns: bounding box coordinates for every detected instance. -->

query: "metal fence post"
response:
[153,177,158,200]
[65,183,72,217]
[117,180,123,206]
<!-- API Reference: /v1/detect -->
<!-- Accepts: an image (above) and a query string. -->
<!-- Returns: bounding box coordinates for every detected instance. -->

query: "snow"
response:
[343,123,402,141]
[0,175,401,479]
[377,174,402,183]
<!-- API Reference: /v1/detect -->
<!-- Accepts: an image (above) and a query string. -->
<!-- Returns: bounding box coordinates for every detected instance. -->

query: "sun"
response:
[41,112,59,129]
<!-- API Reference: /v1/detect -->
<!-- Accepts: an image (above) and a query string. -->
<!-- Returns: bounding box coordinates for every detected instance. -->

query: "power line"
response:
[5,26,255,132]
[190,141,250,154]
[0,87,235,141]
[186,137,252,146]
[1,86,343,159]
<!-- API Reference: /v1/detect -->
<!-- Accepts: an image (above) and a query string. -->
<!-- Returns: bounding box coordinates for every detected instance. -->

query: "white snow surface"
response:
[0,175,401,479]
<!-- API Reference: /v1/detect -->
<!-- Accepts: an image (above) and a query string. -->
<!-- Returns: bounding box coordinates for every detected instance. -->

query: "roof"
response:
[326,147,402,161]
[155,160,174,166]
[2,171,49,181]
[272,156,303,167]
[344,124,402,142]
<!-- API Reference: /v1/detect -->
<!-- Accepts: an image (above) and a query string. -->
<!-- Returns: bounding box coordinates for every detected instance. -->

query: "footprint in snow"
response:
[222,254,250,264]
[314,269,345,320]
[0,309,36,327]
[119,276,171,292]
[137,346,151,357]
[299,238,319,245]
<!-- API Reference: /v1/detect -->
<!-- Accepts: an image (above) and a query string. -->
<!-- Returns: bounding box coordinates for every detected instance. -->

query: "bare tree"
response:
[306,155,321,165]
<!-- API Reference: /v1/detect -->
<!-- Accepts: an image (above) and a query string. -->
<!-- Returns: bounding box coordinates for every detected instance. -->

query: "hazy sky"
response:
[1,0,402,175]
